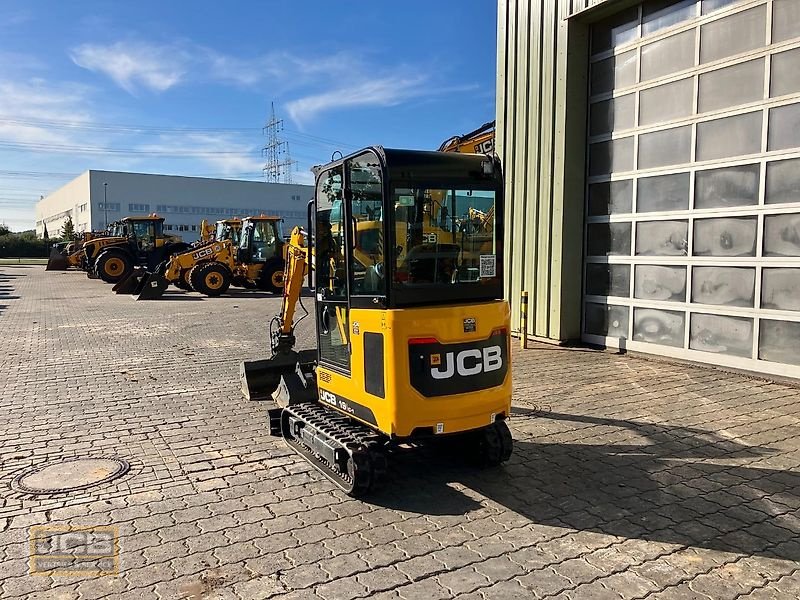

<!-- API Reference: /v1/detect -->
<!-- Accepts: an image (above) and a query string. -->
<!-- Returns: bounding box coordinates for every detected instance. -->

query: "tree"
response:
[60,216,75,240]
[0,223,9,236]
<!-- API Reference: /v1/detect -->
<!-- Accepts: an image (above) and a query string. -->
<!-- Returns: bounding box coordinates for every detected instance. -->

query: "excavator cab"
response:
[216,219,242,245]
[241,147,511,496]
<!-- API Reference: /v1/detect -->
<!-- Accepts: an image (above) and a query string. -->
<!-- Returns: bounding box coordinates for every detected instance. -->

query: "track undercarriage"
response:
[269,399,513,497]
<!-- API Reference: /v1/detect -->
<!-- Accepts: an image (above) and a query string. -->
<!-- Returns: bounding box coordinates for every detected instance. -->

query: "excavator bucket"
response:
[135,270,170,300]
[112,267,148,294]
[45,247,70,270]
[240,349,317,401]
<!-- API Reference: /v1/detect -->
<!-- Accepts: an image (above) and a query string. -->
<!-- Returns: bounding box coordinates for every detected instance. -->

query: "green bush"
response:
[0,231,57,258]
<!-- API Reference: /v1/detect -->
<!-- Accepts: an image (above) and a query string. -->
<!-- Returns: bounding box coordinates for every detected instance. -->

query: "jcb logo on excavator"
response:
[430,346,503,380]
[409,331,508,397]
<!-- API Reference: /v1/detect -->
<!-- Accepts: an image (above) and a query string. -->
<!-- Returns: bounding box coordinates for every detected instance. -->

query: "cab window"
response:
[348,154,385,297]
[315,166,346,300]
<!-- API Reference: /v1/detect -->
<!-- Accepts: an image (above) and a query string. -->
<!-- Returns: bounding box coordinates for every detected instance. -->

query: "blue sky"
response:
[0,0,498,231]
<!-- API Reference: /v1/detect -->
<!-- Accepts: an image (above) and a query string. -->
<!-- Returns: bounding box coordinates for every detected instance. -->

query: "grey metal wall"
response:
[496,0,613,341]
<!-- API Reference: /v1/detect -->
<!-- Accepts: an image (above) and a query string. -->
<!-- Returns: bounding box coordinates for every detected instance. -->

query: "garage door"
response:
[583,0,800,377]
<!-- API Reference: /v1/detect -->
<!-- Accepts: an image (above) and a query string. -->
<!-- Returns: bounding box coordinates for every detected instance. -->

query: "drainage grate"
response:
[11,457,130,495]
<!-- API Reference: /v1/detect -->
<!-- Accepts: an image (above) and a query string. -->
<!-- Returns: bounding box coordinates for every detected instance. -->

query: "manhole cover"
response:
[11,458,130,494]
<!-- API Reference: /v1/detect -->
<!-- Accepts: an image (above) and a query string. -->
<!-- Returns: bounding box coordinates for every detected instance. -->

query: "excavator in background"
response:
[126,215,287,299]
[438,120,495,154]
[239,147,512,496]
[82,215,190,283]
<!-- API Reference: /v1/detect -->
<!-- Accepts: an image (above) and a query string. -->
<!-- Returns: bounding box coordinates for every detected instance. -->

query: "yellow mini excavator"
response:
[240,147,512,496]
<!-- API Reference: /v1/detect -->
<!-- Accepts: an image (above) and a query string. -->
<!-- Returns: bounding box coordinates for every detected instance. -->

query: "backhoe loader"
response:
[45,227,116,271]
[128,216,287,299]
[240,147,512,497]
[83,215,189,283]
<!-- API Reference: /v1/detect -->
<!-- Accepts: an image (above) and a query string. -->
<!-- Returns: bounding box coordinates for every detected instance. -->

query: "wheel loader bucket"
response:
[136,271,170,300]
[45,247,70,270]
[240,349,317,401]
[112,267,147,294]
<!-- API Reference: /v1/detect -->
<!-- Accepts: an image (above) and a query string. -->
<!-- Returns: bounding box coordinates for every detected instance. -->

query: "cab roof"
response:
[121,215,165,223]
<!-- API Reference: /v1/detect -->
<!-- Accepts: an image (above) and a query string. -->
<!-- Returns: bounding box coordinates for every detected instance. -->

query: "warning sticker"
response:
[479,254,496,278]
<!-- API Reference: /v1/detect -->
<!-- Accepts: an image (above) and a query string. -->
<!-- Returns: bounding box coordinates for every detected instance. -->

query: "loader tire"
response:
[174,269,193,291]
[190,262,231,297]
[96,250,134,284]
[258,263,284,294]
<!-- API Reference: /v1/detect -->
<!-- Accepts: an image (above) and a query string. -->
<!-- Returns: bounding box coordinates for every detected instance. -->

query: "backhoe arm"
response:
[273,226,307,352]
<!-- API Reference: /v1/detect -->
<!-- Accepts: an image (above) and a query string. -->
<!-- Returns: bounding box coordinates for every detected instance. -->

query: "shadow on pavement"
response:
[367,408,800,560]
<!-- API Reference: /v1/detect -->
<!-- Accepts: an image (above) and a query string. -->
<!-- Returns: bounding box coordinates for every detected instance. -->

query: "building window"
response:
[98,202,120,211]
[191,225,197,231]
[129,203,150,212]
[78,203,87,213]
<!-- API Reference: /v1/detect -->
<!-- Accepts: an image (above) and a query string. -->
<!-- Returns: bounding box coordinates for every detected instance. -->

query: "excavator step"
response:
[280,402,388,497]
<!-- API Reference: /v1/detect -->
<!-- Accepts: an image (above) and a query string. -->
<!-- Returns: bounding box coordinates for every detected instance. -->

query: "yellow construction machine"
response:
[45,227,117,271]
[240,147,512,496]
[81,215,189,283]
[438,120,495,154]
[128,216,287,299]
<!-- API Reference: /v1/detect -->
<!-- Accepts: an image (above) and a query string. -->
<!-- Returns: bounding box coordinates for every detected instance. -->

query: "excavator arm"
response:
[240,226,317,403]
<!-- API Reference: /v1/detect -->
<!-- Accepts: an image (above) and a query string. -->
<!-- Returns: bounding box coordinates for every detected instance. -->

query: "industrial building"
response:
[35,170,313,243]
[497,0,800,377]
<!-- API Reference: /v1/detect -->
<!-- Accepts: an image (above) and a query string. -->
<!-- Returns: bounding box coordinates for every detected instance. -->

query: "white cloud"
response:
[286,76,428,125]
[136,132,264,176]
[70,41,188,93]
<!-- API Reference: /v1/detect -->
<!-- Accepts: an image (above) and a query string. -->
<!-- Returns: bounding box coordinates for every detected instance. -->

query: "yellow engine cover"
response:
[316,300,511,439]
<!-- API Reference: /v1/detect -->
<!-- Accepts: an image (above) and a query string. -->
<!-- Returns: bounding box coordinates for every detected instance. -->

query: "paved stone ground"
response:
[1,265,800,599]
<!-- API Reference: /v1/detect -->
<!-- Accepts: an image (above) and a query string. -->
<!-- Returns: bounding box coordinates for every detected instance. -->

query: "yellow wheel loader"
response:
[240,147,512,497]
[83,215,189,284]
[129,216,287,300]
[45,228,115,271]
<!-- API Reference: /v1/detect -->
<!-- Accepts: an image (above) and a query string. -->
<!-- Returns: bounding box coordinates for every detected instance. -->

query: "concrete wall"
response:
[496,0,621,342]
[34,172,90,238]
[36,170,313,242]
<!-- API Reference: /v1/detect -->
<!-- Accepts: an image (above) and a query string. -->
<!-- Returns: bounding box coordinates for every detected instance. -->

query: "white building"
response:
[35,170,313,242]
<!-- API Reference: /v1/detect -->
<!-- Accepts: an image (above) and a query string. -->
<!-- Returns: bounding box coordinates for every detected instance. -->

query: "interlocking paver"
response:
[2,265,800,599]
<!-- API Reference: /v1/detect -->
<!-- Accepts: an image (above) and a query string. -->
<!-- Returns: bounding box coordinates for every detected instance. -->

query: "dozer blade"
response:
[240,348,317,401]
[112,267,147,294]
[136,271,170,300]
[45,248,70,271]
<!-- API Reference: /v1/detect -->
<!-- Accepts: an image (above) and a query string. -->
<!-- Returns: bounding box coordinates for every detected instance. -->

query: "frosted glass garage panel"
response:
[695,164,760,209]
[764,214,800,257]
[694,217,757,256]
[759,320,800,366]
[762,269,800,311]
[773,0,800,44]
[766,158,800,205]
[699,6,766,64]
[634,265,686,301]
[701,0,738,15]
[768,104,800,152]
[640,78,694,126]
[591,51,638,96]
[696,112,762,161]
[692,266,755,307]
[690,314,753,358]
[585,263,631,297]
[588,180,633,215]
[633,308,685,347]
[585,303,629,339]
[641,30,696,82]
[587,222,632,256]
[638,126,692,170]
[698,59,764,113]
[590,137,634,176]
[590,94,635,136]
[636,173,690,213]
[770,48,800,99]
[636,220,688,255]
[592,7,640,55]
[643,0,697,36]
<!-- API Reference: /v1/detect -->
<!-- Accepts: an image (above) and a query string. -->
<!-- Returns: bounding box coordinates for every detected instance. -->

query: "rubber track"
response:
[281,402,387,497]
